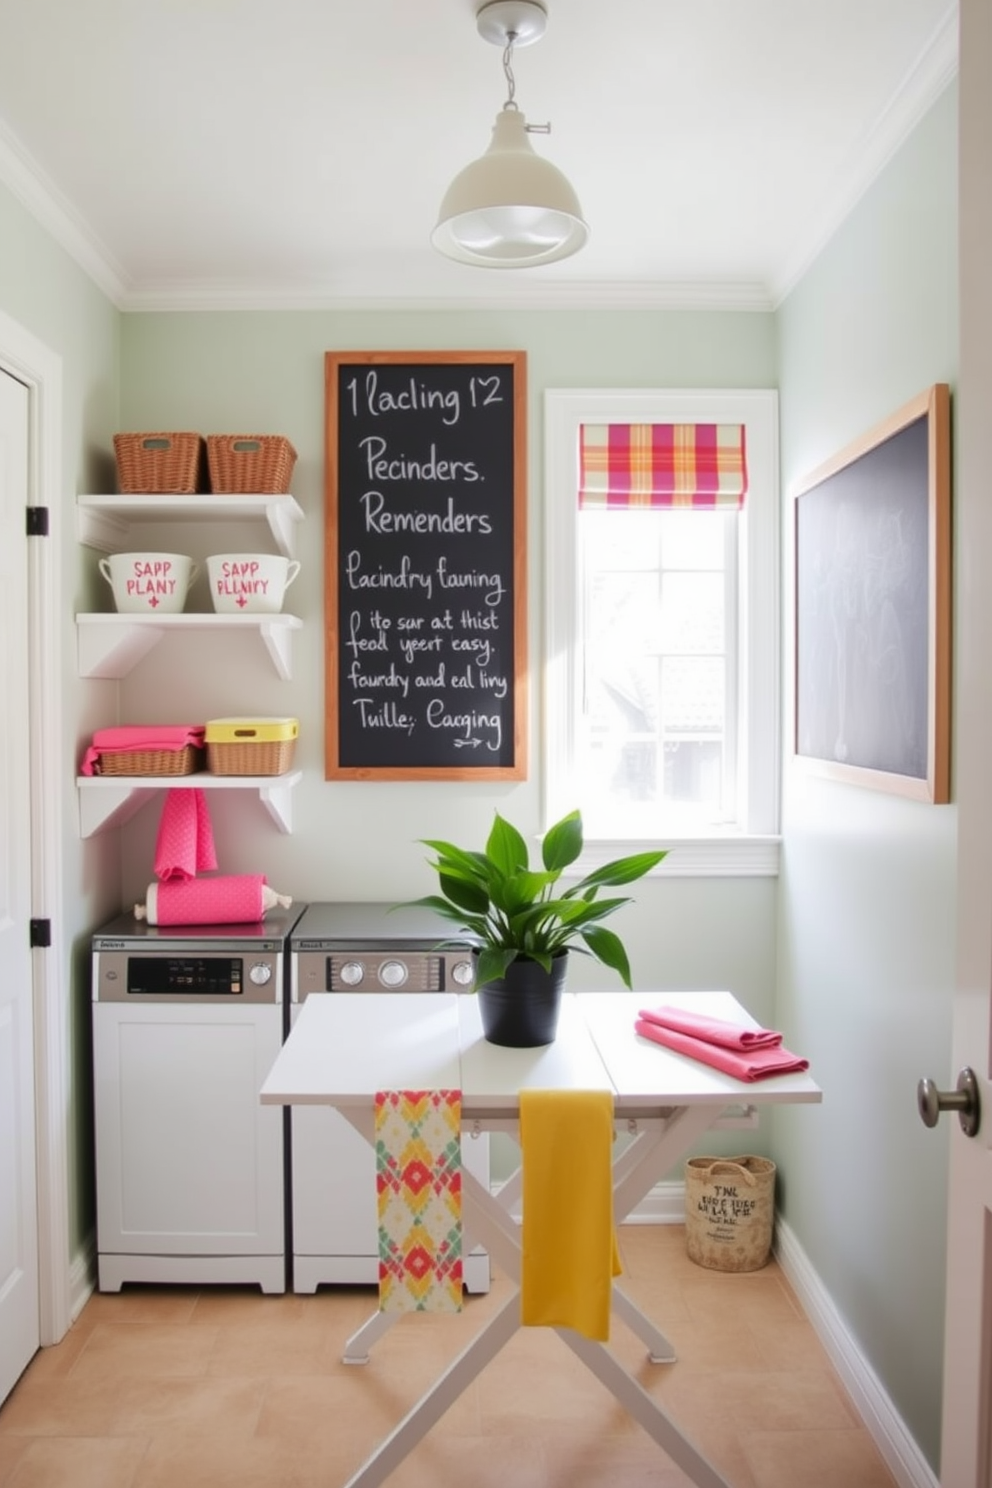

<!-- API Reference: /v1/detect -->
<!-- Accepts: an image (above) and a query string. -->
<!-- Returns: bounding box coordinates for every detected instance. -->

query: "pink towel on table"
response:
[638,1005,784,1050]
[154,788,218,882]
[149,875,269,926]
[634,1019,809,1082]
[80,724,205,776]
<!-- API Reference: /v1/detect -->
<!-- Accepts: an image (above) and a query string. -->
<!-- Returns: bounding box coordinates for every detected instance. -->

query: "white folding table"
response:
[261,989,821,1488]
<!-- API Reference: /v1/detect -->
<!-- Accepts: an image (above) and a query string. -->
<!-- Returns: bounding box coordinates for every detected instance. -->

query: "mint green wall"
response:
[775,81,958,1471]
[115,308,782,1055]
[0,181,122,1257]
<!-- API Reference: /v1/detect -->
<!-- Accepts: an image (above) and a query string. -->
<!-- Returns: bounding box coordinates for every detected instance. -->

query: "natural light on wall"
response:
[544,390,780,877]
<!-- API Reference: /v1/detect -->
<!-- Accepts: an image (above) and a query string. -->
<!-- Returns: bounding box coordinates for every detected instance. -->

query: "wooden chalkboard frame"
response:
[324,350,528,780]
[792,383,951,803]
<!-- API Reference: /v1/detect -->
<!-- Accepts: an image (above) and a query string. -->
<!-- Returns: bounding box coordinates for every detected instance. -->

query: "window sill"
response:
[567,834,781,878]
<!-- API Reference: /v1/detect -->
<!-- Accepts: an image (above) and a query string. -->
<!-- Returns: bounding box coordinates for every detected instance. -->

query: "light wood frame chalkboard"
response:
[792,383,950,803]
[324,350,528,780]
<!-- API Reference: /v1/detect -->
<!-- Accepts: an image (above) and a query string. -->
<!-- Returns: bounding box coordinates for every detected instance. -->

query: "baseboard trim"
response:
[69,1230,96,1322]
[773,1217,938,1488]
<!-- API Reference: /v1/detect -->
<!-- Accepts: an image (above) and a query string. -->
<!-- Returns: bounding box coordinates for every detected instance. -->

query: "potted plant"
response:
[407,808,667,1046]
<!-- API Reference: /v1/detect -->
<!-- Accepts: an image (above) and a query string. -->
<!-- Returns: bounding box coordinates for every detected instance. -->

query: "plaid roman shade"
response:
[579,423,748,509]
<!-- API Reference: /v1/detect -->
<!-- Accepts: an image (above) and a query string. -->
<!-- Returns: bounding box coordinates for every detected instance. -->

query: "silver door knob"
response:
[917,1067,981,1137]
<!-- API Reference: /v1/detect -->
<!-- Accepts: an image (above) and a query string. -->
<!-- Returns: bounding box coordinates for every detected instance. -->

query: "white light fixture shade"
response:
[432,107,588,269]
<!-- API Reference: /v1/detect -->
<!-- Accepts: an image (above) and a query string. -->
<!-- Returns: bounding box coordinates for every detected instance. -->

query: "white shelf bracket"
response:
[266,501,300,558]
[78,784,162,837]
[78,620,165,678]
[258,619,294,680]
[258,781,294,833]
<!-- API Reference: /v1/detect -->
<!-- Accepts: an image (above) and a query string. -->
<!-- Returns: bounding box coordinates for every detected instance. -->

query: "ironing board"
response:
[260,989,821,1488]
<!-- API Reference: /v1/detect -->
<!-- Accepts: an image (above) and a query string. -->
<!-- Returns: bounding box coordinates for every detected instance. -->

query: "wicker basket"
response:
[207,739,296,776]
[684,1155,776,1273]
[97,745,205,777]
[206,435,297,494]
[113,433,207,494]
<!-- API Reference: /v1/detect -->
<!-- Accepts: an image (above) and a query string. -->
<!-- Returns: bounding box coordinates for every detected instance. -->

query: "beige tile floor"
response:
[0,1226,898,1488]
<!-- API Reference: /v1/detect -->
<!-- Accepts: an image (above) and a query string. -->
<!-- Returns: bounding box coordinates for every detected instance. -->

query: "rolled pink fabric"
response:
[634,1019,809,1082]
[154,788,218,882]
[150,875,269,926]
[637,1004,783,1050]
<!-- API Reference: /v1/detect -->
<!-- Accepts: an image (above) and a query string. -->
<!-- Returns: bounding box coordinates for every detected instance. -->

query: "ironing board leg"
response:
[342,1293,521,1488]
[342,1308,397,1365]
[559,1328,733,1488]
[611,1283,677,1363]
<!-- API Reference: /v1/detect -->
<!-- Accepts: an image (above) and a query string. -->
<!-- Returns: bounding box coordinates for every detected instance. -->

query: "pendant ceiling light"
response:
[431,0,588,269]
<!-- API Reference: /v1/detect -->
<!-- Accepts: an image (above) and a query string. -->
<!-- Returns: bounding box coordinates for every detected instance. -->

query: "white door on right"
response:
[939,3,992,1481]
[0,366,39,1404]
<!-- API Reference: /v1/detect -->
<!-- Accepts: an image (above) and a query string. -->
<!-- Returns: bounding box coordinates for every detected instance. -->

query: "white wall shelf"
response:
[76,612,303,680]
[77,493,305,558]
[76,770,303,837]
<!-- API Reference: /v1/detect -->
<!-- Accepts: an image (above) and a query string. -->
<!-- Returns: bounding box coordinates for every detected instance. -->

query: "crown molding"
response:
[0,119,129,306]
[770,4,959,307]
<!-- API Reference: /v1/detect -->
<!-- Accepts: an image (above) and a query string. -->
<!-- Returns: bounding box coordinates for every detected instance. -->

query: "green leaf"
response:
[475,945,518,988]
[541,810,583,873]
[489,869,556,917]
[438,872,490,916]
[581,924,633,988]
[578,849,668,890]
[486,813,530,875]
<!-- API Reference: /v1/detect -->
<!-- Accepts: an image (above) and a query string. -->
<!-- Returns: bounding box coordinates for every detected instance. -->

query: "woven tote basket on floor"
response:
[684,1155,776,1272]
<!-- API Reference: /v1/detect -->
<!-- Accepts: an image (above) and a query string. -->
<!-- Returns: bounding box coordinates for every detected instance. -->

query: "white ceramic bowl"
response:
[207,553,301,614]
[98,552,197,614]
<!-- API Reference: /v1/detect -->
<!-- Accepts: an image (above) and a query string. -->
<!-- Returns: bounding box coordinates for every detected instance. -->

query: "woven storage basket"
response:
[684,1155,776,1273]
[113,433,207,494]
[205,717,298,777]
[97,745,204,777]
[206,434,297,494]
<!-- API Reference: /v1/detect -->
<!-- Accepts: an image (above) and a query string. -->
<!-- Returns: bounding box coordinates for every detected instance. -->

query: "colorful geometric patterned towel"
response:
[375,1090,463,1314]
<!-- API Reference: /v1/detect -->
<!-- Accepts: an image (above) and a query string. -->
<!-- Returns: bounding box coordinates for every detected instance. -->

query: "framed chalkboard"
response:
[793,384,950,803]
[324,350,527,780]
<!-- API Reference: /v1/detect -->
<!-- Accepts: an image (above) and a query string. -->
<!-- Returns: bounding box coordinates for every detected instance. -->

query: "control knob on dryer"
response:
[248,962,272,986]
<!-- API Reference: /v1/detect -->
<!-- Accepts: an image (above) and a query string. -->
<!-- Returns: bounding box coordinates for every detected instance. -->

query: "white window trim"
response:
[544,387,781,877]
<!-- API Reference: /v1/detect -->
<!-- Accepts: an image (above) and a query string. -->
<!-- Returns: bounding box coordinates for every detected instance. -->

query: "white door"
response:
[0,368,39,1402]
[938,2,992,1480]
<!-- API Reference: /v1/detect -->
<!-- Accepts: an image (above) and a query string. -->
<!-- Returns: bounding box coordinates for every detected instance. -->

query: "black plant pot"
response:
[476,952,569,1048]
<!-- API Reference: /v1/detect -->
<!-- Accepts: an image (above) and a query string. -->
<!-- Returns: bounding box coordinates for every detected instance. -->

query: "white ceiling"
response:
[0,0,958,311]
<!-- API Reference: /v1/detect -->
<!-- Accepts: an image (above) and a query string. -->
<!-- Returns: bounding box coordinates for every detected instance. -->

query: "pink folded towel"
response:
[634,1019,809,1082]
[80,724,206,776]
[637,1005,784,1050]
[154,788,218,882]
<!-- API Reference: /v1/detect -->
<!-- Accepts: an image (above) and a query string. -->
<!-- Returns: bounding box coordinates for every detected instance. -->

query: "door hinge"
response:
[29,918,52,948]
[26,506,50,537]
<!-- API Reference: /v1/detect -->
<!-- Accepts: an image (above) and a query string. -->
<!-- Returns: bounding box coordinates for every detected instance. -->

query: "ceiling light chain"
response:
[501,33,551,134]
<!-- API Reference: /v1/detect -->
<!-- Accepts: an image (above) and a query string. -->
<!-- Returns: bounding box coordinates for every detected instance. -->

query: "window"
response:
[544,389,780,875]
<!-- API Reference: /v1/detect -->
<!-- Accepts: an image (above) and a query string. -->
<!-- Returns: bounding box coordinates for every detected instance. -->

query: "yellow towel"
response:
[519,1088,621,1341]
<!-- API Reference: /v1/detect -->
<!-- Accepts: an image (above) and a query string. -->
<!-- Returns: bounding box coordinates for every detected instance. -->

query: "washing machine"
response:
[288,901,490,1294]
[91,903,306,1293]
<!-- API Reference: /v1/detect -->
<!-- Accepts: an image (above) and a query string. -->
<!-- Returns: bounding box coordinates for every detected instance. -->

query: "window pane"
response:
[577,508,734,827]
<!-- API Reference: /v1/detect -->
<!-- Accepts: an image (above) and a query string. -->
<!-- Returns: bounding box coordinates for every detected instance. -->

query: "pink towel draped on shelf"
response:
[635,1003,808,1081]
[153,788,218,882]
[79,724,205,776]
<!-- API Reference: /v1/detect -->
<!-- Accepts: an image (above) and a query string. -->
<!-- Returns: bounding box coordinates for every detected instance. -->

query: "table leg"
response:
[559,1328,733,1488]
[342,1308,397,1365]
[342,1293,521,1488]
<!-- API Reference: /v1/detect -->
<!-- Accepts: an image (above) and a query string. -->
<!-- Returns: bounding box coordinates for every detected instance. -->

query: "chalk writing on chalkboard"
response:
[792,383,950,805]
[324,351,528,780]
